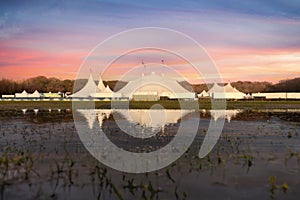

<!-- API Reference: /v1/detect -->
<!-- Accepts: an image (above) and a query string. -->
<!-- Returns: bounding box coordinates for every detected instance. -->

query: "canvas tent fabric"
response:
[97,75,106,91]
[104,85,113,93]
[71,75,100,98]
[207,83,246,99]
[198,90,209,98]
[15,90,29,98]
[91,76,122,98]
[73,74,121,99]
[28,90,41,98]
[118,73,195,100]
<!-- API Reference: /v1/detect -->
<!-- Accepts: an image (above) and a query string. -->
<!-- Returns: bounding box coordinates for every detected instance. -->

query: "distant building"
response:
[42,92,63,98]
[252,92,300,100]
[1,94,15,98]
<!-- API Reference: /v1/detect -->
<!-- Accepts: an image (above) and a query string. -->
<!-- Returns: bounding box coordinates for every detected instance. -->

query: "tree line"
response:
[0,76,299,95]
[0,76,73,95]
[182,78,299,94]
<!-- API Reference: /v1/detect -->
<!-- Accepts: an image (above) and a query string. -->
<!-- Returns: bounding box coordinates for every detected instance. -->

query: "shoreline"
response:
[0,100,300,110]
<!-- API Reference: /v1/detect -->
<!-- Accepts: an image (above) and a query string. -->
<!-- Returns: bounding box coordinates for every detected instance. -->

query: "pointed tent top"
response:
[21,90,28,95]
[28,90,41,97]
[71,74,100,98]
[97,75,106,91]
[224,82,236,92]
[200,90,208,95]
[208,83,223,93]
[104,85,113,93]
[198,90,209,97]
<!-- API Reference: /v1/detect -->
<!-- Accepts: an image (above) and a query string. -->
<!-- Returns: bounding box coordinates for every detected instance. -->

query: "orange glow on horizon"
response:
[1,42,299,83]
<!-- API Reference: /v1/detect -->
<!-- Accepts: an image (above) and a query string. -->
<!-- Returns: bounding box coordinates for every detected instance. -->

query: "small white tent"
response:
[208,83,246,99]
[198,90,209,98]
[15,90,28,98]
[28,90,41,98]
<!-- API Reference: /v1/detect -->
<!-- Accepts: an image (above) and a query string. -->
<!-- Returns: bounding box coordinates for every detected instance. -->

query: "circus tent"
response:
[118,73,195,100]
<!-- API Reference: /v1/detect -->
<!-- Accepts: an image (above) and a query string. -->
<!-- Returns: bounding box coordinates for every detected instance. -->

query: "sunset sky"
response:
[0,0,300,83]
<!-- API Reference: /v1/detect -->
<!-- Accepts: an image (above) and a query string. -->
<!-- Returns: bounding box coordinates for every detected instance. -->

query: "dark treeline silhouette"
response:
[185,79,299,94]
[190,81,272,94]
[0,76,299,95]
[0,76,74,95]
[265,78,300,92]
[231,81,272,93]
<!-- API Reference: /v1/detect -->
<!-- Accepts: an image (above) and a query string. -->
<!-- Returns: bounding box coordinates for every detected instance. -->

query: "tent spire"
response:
[142,59,146,73]
[161,59,165,78]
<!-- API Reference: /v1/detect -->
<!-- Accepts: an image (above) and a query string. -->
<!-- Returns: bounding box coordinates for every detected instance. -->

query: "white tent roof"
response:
[103,85,113,93]
[28,90,41,97]
[208,83,245,94]
[71,74,100,98]
[207,83,246,99]
[118,73,194,98]
[224,83,237,92]
[97,75,106,91]
[90,76,114,98]
[198,90,209,97]
[15,90,29,97]
[21,90,28,95]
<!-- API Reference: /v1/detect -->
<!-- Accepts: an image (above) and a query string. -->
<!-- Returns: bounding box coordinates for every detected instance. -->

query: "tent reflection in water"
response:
[210,109,241,123]
[77,109,192,134]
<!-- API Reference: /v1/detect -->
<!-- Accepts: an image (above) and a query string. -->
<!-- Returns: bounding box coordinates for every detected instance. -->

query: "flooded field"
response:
[0,108,299,199]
